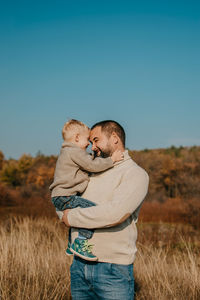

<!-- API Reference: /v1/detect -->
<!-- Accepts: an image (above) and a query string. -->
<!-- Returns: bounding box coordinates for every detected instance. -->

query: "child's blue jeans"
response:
[51,195,96,241]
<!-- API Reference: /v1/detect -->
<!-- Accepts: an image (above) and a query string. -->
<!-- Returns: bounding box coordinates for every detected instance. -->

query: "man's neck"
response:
[113,145,125,153]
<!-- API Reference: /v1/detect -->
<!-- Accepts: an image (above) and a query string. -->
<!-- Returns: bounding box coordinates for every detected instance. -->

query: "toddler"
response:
[50,119,123,261]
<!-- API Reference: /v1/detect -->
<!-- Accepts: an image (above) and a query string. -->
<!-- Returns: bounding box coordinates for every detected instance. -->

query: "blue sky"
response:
[0,0,200,159]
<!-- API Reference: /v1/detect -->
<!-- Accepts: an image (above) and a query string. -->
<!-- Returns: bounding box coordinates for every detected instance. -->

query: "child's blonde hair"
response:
[62,119,89,142]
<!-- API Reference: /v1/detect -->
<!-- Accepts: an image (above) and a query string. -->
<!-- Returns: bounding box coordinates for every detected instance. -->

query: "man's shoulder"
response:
[121,156,149,179]
[116,150,148,173]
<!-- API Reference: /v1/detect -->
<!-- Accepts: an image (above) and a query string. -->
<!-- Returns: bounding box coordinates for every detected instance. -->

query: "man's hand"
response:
[93,149,101,157]
[62,209,71,227]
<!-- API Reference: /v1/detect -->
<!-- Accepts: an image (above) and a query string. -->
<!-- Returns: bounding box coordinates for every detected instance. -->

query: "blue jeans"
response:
[70,256,134,300]
[51,195,96,240]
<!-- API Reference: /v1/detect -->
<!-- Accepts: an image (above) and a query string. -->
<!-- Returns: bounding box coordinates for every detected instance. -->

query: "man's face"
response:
[90,126,114,157]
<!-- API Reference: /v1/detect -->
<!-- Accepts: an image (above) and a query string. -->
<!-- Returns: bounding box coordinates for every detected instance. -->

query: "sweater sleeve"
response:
[67,168,149,229]
[70,149,114,173]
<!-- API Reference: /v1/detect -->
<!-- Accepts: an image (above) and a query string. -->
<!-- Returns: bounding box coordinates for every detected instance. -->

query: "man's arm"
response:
[65,168,149,229]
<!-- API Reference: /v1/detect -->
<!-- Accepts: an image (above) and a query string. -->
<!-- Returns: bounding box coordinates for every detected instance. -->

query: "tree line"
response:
[0,146,200,226]
[0,146,200,202]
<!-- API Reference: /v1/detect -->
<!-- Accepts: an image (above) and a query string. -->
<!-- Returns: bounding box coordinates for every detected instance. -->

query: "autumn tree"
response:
[0,151,4,170]
[0,160,21,186]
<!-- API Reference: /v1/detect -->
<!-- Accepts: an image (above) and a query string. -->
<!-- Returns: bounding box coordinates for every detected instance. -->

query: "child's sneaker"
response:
[70,238,98,261]
[65,241,73,256]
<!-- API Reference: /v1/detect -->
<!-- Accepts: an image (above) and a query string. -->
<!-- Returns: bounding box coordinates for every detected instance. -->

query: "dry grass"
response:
[135,223,200,299]
[135,242,200,300]
[0,217,200,300]
[0,217,72,300]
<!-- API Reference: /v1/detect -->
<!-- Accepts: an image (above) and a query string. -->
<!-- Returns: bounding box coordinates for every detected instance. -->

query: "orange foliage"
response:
[0,147,200,228]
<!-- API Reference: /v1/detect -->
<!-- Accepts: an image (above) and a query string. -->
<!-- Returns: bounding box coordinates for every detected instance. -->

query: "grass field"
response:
[0,216,200,300]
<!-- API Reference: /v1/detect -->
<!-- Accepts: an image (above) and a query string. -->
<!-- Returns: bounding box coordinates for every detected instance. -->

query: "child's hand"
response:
[111,150,124,163]
[94,149,101,157]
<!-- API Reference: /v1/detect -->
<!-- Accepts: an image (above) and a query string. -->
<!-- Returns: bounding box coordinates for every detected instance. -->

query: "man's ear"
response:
[75,134,79,142]
[111,132,119,144]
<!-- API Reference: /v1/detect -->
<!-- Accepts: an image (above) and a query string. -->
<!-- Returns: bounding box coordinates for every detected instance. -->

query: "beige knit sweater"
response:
[68,150,149,264]
[49,142,113,197]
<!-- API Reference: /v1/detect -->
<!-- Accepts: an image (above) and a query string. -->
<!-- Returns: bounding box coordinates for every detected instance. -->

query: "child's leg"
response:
[52,195,98,261]
[65,227,73,256]
[52,195,96,211]
[66,196,98,261]
[65,196,96,240]
[51,197,74,255]
[51,196,72,211]
[68,227,72,244]
[52,196,72,224]
[52,195,93,238]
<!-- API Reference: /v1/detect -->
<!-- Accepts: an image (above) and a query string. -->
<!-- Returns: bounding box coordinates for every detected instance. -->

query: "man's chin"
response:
[100,151,111,158]
[94,149,111,158]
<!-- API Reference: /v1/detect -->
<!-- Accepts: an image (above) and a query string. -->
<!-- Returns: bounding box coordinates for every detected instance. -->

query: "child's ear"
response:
[75,134,79,142]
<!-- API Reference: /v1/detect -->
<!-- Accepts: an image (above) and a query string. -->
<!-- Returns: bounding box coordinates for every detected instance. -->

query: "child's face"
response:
[77,129,90,150]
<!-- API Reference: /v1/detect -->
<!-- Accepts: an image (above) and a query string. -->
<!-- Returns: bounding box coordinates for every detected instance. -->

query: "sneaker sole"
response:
[70,247,98,261]
[65,251,73,256]
[65,248,73,256]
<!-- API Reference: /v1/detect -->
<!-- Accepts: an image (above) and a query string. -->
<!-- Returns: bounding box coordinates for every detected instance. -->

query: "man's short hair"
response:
[62,119,89,142]
[91,120,126,147]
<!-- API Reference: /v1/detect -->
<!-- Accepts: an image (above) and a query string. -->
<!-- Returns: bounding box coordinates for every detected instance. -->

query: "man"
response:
[62,120,149,300]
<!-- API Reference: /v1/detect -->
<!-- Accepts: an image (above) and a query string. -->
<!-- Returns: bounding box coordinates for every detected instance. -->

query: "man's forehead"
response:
[89,126,102,140]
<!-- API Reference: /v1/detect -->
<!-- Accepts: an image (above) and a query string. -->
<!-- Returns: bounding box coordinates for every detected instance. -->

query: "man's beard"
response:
[100,149,112,158]
[94,145,113,158]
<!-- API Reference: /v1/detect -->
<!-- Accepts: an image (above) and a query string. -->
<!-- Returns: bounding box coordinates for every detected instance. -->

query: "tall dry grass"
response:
[0,217,72,300]
[135,242,200,299]
[0,217,199,300]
